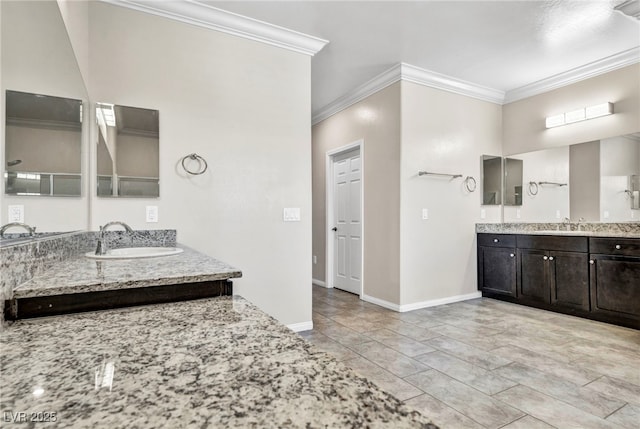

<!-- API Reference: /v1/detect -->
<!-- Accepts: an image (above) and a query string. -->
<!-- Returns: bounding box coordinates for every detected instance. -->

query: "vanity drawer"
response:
[478,234,516,248]
[516,235,588,252]
[590,238,640,257]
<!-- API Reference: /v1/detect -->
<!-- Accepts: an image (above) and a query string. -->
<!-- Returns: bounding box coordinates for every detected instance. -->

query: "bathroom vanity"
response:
[1,230,240,321]
[477,224,640,329]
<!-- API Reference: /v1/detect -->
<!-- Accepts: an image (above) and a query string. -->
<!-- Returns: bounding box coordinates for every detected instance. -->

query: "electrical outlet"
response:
[603,210,610,219]
[146,206,158,223]
[8,205,24,223]
[555,210,561,219]
[480,209,486,219]
[283,208,301,222]
[422,208,429,220]
[516,209,521,219]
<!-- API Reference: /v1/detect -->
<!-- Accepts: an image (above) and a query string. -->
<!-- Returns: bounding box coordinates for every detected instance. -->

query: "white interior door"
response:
[332,148,362,295]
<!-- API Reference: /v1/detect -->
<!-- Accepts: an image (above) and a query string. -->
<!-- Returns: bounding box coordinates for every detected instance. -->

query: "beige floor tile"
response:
[416,350,517,395]
[605,403,640,429]
[495,385,619,429]
[405,370,524,429]
[585,376,640,406]
[364,329,436,357]
[494,362,625,418]
[405,393,485,429]
[343,356,423,401]
[348,341,429,377]
[501,415,556,429]
[426,336,512,370]
[491,345,601,386]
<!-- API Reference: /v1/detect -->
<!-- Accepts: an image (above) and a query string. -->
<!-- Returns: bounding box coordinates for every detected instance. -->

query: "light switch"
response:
[422,208,429,220]
[146,206,158,223]
[8,205,24,223]
[283,208,301,222]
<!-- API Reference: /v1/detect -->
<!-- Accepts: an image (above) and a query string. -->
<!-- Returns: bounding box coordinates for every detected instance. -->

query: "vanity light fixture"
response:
[545,102,614,128]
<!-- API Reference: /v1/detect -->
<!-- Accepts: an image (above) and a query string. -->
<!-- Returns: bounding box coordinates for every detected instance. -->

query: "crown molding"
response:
[98,0,328,56]
[400,63,505,104]
[615,0,640,20]
[312,63,505,125]
[504,47,640,104]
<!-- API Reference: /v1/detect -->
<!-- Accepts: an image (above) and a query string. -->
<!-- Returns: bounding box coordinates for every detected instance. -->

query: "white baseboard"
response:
[362,291,482,313]
[398,291,483,312]
[287,321,313,332]
[312,278,328,287]
[361,294,401,311]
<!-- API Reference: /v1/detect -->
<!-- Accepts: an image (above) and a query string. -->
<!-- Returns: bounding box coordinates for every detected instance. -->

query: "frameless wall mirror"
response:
[504,157,523,206]
[96,103,159,198]
[5,90,82,196]
[481,155,502,205]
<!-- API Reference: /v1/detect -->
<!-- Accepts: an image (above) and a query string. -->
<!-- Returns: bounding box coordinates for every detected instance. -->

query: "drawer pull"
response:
[589,259,595,265]
[509,253,514,258]
[549,256,554,261]
[493,238,499,243]
[543,256,548,261]
[615,244,621,250]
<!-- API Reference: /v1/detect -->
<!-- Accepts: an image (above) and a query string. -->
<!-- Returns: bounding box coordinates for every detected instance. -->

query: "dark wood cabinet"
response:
[478,232,638,329]
[589,237,640,326]
[550,251,590,311]
[478,245,516,297]
[517,235,589,312]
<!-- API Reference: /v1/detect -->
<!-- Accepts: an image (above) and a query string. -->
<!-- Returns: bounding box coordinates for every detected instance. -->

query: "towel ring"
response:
[528,181,539,196]
[464,176,477,193]
[181,153,208,175]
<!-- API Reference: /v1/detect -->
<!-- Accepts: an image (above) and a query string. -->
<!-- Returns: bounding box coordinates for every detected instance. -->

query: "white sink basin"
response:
[85,247,184,260]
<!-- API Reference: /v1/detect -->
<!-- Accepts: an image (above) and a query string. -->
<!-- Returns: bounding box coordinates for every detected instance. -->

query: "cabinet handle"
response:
[615,244,621,250]
[493,238,499,243]
[509,253,515,258]
[549,256,554,261]
[589,260,595,265]
[543,256,548,261]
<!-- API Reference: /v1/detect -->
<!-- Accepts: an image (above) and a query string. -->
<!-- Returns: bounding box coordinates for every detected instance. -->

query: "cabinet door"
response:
[549,251,589,311]
[590,255,640,321]
[478,246,517,297]
[518,249,549,303]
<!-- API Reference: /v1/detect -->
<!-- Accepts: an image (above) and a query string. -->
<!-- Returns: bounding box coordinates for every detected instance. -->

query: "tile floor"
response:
[299,286,640,429]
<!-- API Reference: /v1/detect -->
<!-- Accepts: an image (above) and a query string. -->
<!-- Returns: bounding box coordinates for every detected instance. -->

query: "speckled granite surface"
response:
[476,222,640,238]
[0,296,437,428]
[13,246,241,298]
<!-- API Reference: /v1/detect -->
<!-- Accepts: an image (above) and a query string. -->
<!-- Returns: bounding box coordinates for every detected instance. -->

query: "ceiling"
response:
[205,0,640,115]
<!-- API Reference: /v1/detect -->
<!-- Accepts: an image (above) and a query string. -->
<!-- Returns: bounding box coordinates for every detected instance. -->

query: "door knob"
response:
[331,227,337,232]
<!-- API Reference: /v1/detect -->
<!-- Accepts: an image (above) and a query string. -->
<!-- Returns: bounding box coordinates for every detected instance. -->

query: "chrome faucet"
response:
[95,221,133,255]
[0,222,36,238]
[577,217,586,231]
[561,217,571,231]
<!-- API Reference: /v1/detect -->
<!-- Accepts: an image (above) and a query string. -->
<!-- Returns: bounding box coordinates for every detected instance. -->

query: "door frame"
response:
[325,139,364,298]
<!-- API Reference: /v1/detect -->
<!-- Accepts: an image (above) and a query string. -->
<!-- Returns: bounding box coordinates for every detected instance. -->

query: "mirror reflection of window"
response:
[5,90,82,196]
[96,103,159,198]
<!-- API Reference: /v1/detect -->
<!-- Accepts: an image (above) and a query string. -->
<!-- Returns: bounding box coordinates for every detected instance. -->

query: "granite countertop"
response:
[476,223,640,238]
[13,246,242,299]
[0,296,437,428]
